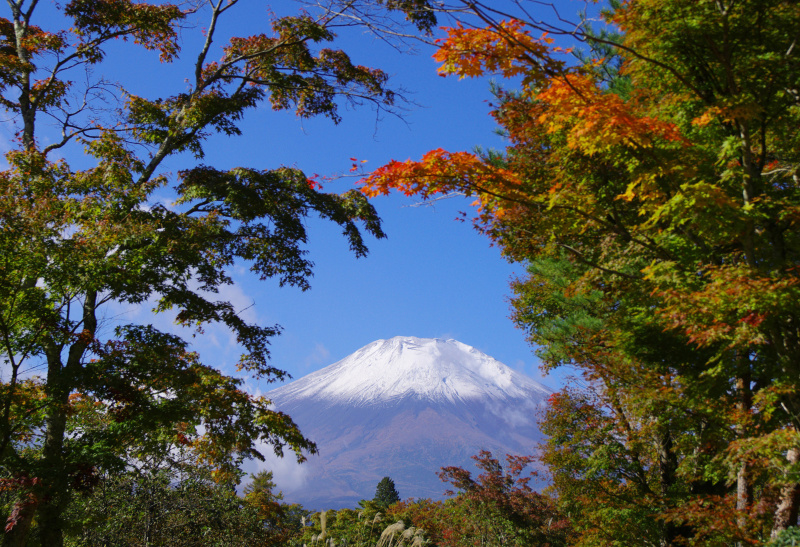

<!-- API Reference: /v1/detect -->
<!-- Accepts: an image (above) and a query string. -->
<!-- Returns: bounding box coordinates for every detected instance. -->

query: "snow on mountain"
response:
[273,336,550,406]
[266,336,552,510]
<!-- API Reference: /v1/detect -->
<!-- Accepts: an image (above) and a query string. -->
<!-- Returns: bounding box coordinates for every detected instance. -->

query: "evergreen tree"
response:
[373,477,400,508]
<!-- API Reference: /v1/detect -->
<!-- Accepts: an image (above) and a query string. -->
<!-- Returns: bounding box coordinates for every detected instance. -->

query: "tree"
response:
[384,451,570,547]
[63,468,253,546]
[62,465,310,546]
[435,450,570,547]
[0,0,437,545]
[373,476,401,508]
[243,470,311,545]
[361,0,800,543]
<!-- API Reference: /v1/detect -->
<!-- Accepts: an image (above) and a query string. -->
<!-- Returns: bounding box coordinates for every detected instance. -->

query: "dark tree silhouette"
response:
[373,477,401,508]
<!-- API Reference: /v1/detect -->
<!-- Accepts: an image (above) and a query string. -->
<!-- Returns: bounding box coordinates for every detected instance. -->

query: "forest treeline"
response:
[2,0,800,545]
[53,451,571,547]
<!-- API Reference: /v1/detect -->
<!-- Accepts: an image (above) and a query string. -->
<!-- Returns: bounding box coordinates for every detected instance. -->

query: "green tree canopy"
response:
[0,0,437,544]
[373,476,401,508]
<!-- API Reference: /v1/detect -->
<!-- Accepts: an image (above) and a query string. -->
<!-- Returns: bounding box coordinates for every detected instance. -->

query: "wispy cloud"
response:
[303,343,331,370]
[487,398,542,427]
[99,273,271,374]
[241,444,313,495]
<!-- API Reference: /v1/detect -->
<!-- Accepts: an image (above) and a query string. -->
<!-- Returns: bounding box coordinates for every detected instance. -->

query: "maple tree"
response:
[434,450,571,547]
[383,451,569,547]
[362,0,800,544]
[0,0,438,544]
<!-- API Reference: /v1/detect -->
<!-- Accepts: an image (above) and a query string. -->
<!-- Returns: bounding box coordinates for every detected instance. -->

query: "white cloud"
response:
[240,443,313,495]
[96,271,272,375]
[487,398,542,428]
[302,343,331,370]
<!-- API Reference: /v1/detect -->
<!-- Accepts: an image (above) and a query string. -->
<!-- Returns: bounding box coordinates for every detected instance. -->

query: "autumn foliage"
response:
[295,451,571,547]
[362,0,800,544]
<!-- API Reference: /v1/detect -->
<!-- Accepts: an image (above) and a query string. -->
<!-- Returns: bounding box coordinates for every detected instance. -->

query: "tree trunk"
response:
[736,370,753,541]
[36,376,69,547]
[656,427,678,547]
[736,461,752,514]
[771,448,800,539]
[36,291,97,547]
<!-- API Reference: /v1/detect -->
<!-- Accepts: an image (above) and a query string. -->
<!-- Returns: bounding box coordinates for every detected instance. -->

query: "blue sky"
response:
[155,0,584,392]
[202,13,567,392]
[18,0,592,393]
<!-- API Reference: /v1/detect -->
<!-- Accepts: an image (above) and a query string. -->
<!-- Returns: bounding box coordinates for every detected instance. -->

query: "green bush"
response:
[769,528,800,547]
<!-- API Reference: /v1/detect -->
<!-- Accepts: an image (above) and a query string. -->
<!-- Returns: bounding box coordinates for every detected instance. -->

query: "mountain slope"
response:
[268,336,551,509]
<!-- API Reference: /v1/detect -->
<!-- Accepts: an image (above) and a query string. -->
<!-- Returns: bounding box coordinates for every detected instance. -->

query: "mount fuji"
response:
[267,336,552,509]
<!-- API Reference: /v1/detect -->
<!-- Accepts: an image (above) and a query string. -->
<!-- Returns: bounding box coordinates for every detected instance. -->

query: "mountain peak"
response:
[272,336,549,407]
[265,337,552,508]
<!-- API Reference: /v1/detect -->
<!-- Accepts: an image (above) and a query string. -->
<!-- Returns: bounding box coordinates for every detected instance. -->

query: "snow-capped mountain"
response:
[267,336,551,509]
[275,336,550,406]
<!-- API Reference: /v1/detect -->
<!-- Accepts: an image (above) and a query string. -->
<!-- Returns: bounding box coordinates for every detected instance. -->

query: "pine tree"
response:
[373,477,401,508]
